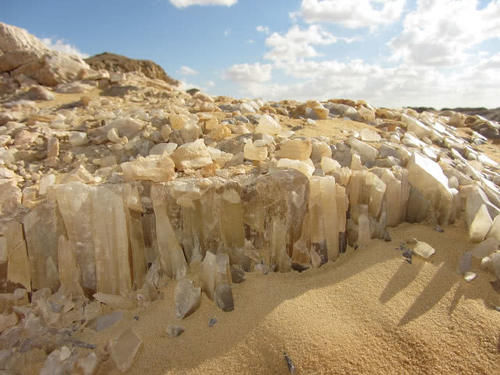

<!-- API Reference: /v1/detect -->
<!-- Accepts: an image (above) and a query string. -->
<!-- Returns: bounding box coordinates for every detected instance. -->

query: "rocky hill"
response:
[0,21,499,375]
[85,52,179,86]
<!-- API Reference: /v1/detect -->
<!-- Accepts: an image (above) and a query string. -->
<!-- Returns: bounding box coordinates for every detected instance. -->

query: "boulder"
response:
[0,22,91,86]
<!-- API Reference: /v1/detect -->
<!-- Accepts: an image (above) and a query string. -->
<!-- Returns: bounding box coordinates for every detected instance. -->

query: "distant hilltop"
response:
[85,52,179,87]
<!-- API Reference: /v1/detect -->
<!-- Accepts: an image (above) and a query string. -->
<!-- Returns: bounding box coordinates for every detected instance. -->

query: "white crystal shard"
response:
[469,204,492,242]
[277,158,315,177]
[413,241,436,259]
[255,114,281,135]
[175,279,201,319]
[151,185,188,280]
[171,139,213,170]
[360,128,381,142]
[121,154,176,182]
[244,141,268,161]
[110,329,143,373]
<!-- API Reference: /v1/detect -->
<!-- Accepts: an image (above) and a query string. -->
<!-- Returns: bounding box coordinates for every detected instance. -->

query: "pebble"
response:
[166,325,185,337]
[208,318,217,327]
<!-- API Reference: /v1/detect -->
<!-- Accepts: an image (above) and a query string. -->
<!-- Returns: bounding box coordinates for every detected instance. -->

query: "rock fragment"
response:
[110,329,143,373]
[175,279,201,319]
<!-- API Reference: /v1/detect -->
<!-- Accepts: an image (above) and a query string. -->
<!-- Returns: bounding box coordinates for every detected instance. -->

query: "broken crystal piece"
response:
[166,325,185,337]
[110,329,143,373]
[175,279,201,319]
[463,272,477,282]
[469,204,493,242]
[412,241,436,259]
[90,311,124,332]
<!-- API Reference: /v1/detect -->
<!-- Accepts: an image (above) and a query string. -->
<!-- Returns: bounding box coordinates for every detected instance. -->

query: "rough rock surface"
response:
[0,19,499,375]
[0,22,91,87]
[85,52,179,86]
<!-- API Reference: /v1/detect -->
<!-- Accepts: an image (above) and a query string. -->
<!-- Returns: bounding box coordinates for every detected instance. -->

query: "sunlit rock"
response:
[243,140,268,161]
[412,241,436,259]
[278,138,312,160]
[277,158,315,177]
[171,139,213,170]
[121,154,176,182]
[469,204,492,242]
[255,114,281,135]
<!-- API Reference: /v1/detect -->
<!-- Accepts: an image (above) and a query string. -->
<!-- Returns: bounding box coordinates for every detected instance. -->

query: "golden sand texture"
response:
[74,221,500,375]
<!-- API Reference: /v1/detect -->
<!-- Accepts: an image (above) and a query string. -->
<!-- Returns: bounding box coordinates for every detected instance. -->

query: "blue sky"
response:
[1,0,500,108]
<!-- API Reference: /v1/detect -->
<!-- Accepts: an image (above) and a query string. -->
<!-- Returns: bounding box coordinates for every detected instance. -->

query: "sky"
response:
[1,0,500,108]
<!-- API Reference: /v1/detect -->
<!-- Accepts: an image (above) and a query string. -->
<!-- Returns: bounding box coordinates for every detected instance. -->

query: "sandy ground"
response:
[72,221,500,375]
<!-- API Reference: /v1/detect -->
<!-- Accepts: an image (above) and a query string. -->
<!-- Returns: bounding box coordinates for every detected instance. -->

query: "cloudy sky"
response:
[2,0,500,108]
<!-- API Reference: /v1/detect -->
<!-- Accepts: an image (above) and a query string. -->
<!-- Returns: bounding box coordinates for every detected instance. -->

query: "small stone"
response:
[171,139,213,171]
[208,317,217,327]
[121,154,176,182]
[284,352,296,375]
[434,225,444,233]
[402,249,413,264]
[244,141,268,161]
[359,128,381,142]
[469,204,493,242]
[480,256,491,271]
[412,241,436,259]
[166,325,185,337]
[69,132,88,146]
[278,139,312,160]
[255,115,281,135]
[463,272,477,282]
[90,311,124,332]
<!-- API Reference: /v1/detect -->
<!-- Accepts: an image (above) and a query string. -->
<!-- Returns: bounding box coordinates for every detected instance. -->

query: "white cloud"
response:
[231,59,500,108]
[390,0,500,66]
[264,25,339,64]
[170,0,237,8]
[220,0,500,108]
[206,80,216,87]
[179,65,199,76]
[41,38,88,58]
[296,0,406,29]
[247,39,255,44]
[224,28,231,37]
[256,25,270,34]
[223,63,272,83]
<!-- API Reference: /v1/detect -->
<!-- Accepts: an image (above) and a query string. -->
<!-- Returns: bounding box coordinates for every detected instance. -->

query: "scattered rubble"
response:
[0,20,499,374]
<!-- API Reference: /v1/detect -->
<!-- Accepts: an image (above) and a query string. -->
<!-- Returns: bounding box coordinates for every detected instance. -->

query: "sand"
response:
[74,221,499,375]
